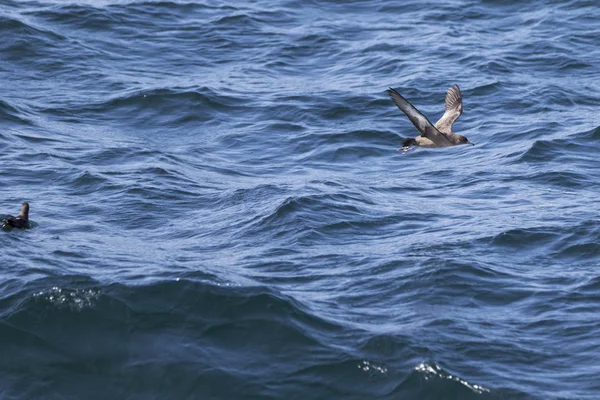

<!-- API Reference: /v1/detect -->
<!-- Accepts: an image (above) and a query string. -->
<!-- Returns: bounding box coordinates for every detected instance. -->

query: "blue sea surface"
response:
[1,0,599,399]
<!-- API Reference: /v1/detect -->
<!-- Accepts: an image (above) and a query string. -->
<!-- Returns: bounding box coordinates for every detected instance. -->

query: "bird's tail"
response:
[402,138,417,147]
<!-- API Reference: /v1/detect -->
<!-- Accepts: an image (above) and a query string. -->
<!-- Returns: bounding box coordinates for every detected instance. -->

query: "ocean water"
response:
[1,0,599,398]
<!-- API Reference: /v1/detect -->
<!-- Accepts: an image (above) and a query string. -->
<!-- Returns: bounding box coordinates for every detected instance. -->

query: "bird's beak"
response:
[469,142,475,146]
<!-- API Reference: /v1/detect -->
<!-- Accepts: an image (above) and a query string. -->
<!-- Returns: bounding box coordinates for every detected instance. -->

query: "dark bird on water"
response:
[387,85,474,148]
[2,202,30,229]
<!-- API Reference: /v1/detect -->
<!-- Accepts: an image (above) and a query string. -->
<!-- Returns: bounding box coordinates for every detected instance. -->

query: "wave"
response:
[245,191,373,243]
[0,99,33,127]
[517,129,599,163]
[291,129,400,165]
[39,87,251,126]
[0,15,67,43]
[0,277,361,400]
[491,226,561,248]
[0,13,73,76]
[548,220,600,260]
[406,362,491,396]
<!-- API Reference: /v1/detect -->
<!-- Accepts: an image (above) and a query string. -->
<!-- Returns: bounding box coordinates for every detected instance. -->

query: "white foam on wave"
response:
[33,286,100,311]
[415,362,490,394]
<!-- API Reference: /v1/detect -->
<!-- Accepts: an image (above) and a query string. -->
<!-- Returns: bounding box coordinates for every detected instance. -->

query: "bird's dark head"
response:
[458,135,474,146]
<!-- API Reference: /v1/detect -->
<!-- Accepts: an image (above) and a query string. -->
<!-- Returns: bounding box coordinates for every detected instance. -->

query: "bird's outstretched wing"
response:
[434,84,463,134]
[387,88,452,145]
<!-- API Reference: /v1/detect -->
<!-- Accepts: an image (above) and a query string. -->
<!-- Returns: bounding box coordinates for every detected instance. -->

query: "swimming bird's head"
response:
[457,135,474,146]
[19,202,29,219]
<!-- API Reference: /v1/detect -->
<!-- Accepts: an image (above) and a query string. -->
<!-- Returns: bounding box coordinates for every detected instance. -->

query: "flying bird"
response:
[387,85,473,149]
[2,202,29,229]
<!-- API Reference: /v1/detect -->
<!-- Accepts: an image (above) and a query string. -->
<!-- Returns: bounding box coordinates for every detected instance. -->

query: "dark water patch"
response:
[328,129,399,145]
[0,277,365,399]
[293,129,400,164]
[505,129,600,164]
[30,4,137,34]
[526,170,589,189]
[357,334,417,360]
[404,258,531,308]
[0,15,73,73]
[259,121,307,134]
[376,4,415,13]
[286,357,394,398]
[67,171,109,195]
[218,184,288,210]
[554,242,600,260]
[318,99,372,121]
[491,227,561,249]
[249,192,370,242]
[72,147,168,167]
[517,138,569,163]
[213,13,269,31]
[549,221,600,260]
[314,214,423,242]
[510,42,591,72]
[0,99,34,127]
[590,125,600,139]
[479,60,512,74]
[259,101,321,127]
[328,143,391,161]
[523,85,578,111]
[572,276,600,299]
[297,33,336,47]
[0,14,67,44]
[111,1,238,23]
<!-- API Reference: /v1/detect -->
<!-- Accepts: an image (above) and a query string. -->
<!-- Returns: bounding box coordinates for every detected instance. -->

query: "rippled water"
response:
[1,0,599,399]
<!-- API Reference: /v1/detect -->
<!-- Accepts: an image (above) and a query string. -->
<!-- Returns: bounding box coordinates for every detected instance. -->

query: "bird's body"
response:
[2,202,29,229]
[387,85,473,148]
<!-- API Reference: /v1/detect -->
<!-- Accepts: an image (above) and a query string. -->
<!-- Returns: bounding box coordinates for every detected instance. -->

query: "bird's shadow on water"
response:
[397,145,414,154]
